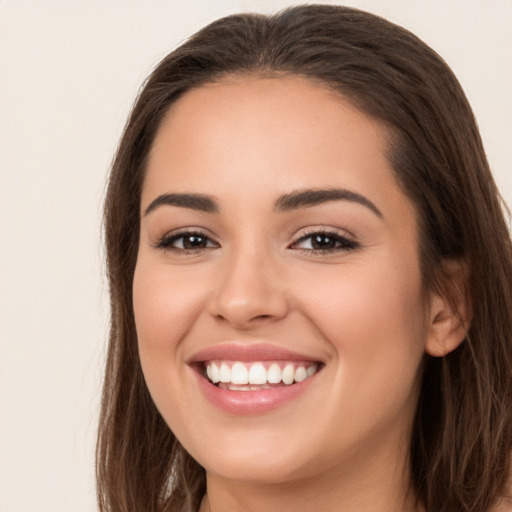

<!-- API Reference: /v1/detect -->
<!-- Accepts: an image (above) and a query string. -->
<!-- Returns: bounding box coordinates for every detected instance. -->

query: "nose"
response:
[208,247,289,330]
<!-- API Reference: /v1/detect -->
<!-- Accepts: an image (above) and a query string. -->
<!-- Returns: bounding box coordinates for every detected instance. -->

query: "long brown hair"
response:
[97,5,512,511]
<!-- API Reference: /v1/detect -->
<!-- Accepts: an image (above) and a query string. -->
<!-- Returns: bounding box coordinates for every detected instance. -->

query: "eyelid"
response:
[151,225,358,254]
[292,225,355,239]
[152,227,220,251]
[289,226,359,252]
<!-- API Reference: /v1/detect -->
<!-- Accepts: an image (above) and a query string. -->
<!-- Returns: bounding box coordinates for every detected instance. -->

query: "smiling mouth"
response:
[202,360,320,391]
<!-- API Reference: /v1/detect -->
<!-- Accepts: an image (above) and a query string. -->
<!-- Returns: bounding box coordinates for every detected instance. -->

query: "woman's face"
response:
[134,76,429,484]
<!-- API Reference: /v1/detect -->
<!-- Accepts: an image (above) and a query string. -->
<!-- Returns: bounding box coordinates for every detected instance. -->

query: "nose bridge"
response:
[210,237,288,328]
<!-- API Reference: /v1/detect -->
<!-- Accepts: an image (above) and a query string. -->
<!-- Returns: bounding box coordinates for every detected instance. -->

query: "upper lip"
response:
[187,343,322,364]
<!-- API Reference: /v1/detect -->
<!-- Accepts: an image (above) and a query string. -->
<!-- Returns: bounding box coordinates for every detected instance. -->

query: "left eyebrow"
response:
[273,188,383,218]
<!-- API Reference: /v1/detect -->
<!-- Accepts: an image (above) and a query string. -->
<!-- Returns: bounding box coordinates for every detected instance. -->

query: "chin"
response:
[201,451,312,484]
[182,421,339,486]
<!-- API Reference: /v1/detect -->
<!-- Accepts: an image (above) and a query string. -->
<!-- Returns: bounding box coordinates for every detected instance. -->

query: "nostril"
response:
[209,281,289,328]
[213,312,276,330]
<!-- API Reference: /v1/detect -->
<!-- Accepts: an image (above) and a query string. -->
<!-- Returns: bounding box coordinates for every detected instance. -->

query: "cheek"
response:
[132,258,209,408]
[133,259,206,347]
[298,256,424,337]
[294,254,426,409]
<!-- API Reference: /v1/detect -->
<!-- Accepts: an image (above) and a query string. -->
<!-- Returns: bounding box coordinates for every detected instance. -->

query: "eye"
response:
[291,230,358,253]
[155,231,219,252]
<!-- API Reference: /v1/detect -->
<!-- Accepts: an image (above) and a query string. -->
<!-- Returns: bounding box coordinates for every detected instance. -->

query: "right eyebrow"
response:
[143,193,219,216]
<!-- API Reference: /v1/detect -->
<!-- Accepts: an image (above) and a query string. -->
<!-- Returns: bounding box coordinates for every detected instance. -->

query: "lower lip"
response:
[193,369,318,415]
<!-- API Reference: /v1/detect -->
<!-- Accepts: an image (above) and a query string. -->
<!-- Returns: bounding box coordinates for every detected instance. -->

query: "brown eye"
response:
[292,231,358,253]
[181,234,209,249]
[156,231,219,251]
[310,234,339,250]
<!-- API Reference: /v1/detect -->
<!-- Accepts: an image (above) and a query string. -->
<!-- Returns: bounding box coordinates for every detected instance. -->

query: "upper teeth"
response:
[205,361,318,386]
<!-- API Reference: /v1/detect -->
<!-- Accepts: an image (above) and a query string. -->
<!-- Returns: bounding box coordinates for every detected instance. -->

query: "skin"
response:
[133,76,465,512]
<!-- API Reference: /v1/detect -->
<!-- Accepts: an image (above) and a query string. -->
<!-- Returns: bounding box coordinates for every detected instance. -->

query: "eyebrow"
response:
[274,188,383,217]
[144,193,219,216]
[143,187,382,218]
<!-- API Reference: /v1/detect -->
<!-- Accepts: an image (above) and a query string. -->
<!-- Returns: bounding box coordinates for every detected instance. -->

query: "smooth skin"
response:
[133,76,467,512]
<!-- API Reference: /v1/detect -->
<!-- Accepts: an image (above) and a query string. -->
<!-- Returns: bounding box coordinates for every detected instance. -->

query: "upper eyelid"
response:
[289,227,360,252]
[152,227,219,249]
[291,226,356,241]
[158,226,217,240]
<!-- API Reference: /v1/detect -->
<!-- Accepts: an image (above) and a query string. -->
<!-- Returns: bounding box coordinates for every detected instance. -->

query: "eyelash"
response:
[290,229,359,254]
[154,230,218,253]
[154,229,359,255]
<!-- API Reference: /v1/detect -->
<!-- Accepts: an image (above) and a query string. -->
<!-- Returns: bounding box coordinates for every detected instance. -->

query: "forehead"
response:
[150,75,388,168]
[143,76,410,220]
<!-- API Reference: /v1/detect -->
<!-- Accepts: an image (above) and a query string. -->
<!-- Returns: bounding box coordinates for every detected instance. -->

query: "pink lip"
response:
[187,343,322,415]
[188,343,320,364]
[192,369,318,414]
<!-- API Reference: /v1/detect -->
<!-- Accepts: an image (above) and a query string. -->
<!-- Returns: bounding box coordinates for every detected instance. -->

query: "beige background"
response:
[0,1,510,511]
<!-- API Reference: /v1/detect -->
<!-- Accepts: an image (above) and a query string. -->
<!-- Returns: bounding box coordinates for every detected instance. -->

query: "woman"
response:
[97,5,512,512]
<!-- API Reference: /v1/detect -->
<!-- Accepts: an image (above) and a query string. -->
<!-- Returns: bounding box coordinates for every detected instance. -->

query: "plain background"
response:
[0,1,510,511]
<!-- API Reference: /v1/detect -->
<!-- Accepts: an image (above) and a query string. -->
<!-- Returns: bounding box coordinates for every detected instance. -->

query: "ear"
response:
[425,260,472,358]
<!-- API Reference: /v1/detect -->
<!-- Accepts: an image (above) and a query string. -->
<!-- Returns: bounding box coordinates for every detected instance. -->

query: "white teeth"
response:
[205,360,319,387]
[267,363,282,384]
[249,363,267,385]
[211,363,220,383]
[231,362,249,384]
[294,366,307,383]
[219,362,231,383]
[282,364,295,385]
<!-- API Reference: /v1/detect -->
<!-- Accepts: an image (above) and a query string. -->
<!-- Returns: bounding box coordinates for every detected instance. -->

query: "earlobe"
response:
[425,260,472,358]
